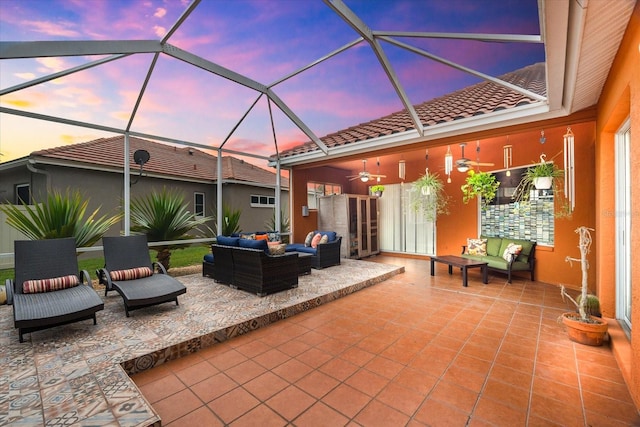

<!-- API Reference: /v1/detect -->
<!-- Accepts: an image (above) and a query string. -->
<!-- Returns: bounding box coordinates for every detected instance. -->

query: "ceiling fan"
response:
[455,142,494,172]
[347,159,387,182]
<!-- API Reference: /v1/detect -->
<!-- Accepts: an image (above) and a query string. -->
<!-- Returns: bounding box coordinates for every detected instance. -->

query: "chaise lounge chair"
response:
[97,235,187,317]
[6,237,105,343]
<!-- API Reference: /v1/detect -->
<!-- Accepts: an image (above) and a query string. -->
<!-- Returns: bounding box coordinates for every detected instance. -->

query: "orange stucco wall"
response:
[595,3,640,409]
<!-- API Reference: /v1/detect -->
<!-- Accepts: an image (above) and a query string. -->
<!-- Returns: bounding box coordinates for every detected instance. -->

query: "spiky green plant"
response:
[213,204,242,236]
[130,188,212,270]
[0,188,121,247]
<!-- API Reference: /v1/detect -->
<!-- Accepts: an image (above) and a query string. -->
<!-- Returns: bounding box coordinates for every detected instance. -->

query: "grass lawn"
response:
[0,245,210,283]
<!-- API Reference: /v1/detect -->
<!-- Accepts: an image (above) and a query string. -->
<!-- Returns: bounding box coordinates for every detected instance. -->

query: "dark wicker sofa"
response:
[6,237,104,343]
[285,231,342,269]
[209,241,299,296]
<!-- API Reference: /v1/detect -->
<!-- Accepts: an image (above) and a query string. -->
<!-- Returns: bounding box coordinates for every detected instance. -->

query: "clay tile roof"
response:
[276,62,546,159]
[32,136,288,187]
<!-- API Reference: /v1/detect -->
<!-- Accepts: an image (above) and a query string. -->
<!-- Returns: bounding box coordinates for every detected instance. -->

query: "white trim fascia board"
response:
[0,158,28,171]
[274,102,551,167]
[27,158,215,185]
[222,179,290,190]
[542,0,571,112]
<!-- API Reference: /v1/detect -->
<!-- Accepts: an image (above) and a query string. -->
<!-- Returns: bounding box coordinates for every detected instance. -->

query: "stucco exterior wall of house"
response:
[0,168,31,204]
[595,3,640,409]
[221,183,289,233]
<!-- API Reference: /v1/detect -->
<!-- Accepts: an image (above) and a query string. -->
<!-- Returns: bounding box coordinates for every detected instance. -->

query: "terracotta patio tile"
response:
[323,383,371,418]
[174,359,219,387]
[296,347,333,368]
[190,372,238,403]
[531,376,580,404]
[376,382,426,416]
[207,386,260,425]
[277,338,312,357]
[345,368,390,397]
[482,378,530,411]
[234,339,271,358]
[224,359,267,385]
[138,373,185,404]
[529,392,583,425]
[339,346,376,367]
[252,348,290,370]
[429,379,479,413]
[153,388,203,425]
[271,358,313,383]
[292,401,349,427]
[413,397,470,426]
[394,366,439,394]
[265,385,316,421]
[315,337,352,355]
[442,364,486,393]
[354,399,410,427]
[318,356,360,381]
[165,406,223,427]
[207,348,249,371]
[364,355,404,379]
[243,371,288,401]
[582,390,640,424]
[472,395,527,426]
[295,370,340,399]
[229,403,287,427]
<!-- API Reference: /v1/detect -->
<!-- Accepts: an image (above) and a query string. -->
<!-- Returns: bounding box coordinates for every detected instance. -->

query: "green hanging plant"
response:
[460,170,500,210]
[410,170,450,221]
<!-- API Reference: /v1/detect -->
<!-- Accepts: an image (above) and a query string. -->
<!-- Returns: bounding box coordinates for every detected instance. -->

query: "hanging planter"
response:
[460,170,500,210]
[370,185,385,197]
[511,154,571,218]
[410,171,450,222]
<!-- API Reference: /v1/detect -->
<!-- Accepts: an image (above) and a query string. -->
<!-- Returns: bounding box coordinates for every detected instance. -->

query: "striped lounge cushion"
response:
[109,267,153,281]
[23,274,80,294]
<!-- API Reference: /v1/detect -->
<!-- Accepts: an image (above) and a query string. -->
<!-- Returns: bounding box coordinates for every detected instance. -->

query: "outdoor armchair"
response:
[6,237,104,343]
[97,235,186,317]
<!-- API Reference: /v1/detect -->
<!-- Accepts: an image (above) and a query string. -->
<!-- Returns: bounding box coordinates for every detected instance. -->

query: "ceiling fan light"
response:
[457,165,469,173]
[360,175,370,182]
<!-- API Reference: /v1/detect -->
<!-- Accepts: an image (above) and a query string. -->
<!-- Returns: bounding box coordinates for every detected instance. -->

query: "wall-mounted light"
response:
[302,205,309,217]
[564,127,575,212]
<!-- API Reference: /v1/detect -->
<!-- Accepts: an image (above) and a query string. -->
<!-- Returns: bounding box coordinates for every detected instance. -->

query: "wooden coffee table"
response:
[430,255,488,287]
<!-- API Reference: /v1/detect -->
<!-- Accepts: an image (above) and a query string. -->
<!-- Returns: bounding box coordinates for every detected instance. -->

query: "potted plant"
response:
[460,170,500,210]
[559,226,608,346]
[370,184,385,197]
[410,170,450,221]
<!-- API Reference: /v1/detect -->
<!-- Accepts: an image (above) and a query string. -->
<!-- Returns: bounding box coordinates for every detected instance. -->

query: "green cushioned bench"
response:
[461,236,536,284]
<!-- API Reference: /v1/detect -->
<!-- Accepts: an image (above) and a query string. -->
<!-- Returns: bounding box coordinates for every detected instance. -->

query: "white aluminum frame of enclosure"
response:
[1,0,558,236]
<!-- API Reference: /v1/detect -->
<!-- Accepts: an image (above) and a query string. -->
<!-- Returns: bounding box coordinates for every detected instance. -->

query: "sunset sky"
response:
[0,0,544,165]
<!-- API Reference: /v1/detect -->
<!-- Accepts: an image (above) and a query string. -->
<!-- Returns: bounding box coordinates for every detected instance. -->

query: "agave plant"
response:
[213,204,242,236]
[0,188,121,247]
[130,188,212,270]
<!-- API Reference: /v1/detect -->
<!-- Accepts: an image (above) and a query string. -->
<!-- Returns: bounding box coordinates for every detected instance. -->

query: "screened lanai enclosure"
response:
[0,0,556,235]
[2,0,630,250]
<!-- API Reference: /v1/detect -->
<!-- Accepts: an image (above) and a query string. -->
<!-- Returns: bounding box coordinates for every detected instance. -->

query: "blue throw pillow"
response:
[217,235,240,246]
[315,231,337,242]
[239,238,269,255]
[203,253,214,263]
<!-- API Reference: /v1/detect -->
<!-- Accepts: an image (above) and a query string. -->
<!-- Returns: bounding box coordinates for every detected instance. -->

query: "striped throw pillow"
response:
[23,274,80,294]
[109,267,153,281]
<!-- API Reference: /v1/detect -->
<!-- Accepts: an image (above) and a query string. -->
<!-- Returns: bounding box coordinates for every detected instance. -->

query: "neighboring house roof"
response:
[277,62,546,159]
[28,136,288,188]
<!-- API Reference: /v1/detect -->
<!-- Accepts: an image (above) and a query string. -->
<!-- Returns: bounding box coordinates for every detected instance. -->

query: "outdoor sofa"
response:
[461,236,536,283]
[208,236,299,296]
[285,230,342,269]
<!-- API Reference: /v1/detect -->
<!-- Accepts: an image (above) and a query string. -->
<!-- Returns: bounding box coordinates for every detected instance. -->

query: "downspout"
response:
[27,158,51,194]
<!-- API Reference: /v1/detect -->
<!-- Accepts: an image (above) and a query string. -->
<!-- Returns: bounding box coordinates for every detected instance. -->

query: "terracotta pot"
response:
[561,312,608,346]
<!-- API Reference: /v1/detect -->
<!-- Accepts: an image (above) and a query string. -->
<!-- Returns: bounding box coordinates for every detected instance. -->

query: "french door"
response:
[615,119,631,332]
